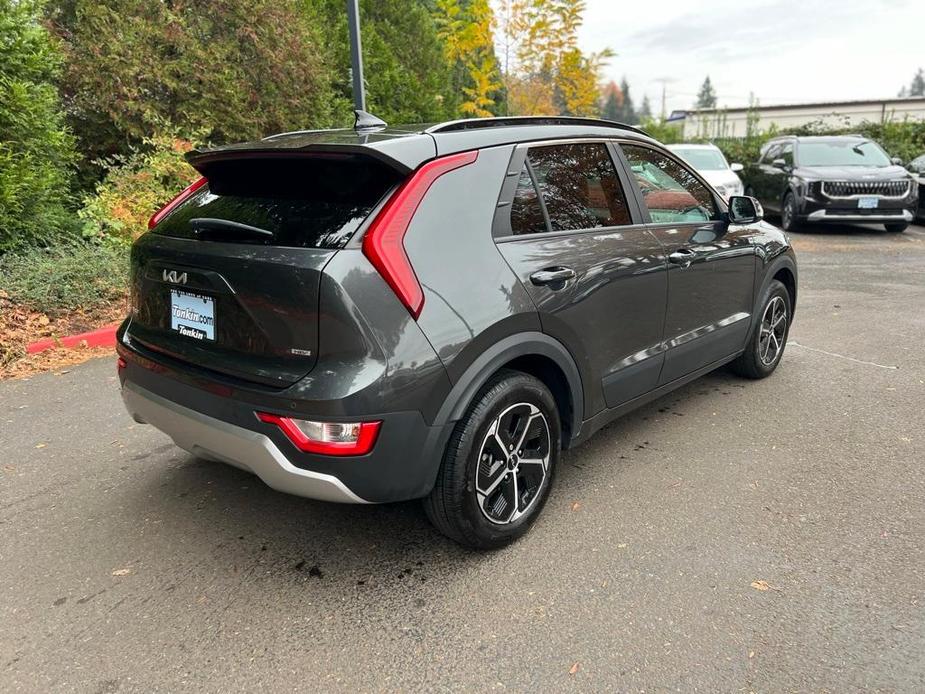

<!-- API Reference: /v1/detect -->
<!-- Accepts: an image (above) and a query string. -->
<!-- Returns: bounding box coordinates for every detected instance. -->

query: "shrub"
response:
[0,0,78,251]
[0,241,128,316]
[80,130,200,245]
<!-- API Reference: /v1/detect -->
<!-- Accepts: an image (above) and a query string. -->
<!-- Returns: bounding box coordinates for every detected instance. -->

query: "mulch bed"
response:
[0,291,126,380]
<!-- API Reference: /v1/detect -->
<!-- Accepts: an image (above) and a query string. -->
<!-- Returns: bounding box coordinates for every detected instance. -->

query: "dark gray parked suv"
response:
[118,114,798,548]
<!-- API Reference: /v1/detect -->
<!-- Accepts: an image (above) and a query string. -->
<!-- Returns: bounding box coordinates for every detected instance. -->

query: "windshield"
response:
[671,148,728,171]
[798,140,892,167]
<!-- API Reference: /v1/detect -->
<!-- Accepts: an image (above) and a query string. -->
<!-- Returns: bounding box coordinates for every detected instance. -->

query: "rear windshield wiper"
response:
[189,218,275,239]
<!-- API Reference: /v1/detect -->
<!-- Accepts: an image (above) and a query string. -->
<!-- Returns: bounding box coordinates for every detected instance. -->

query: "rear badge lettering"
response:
[290,348,312,357]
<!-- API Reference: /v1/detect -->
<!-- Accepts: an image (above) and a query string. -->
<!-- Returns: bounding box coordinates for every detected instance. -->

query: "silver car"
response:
[668,143,744,200]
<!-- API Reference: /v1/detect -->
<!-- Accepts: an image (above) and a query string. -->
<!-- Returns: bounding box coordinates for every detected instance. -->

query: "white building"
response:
[674,97,925,139]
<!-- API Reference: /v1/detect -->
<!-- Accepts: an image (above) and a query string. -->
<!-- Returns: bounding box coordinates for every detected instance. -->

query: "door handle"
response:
[530,267,576,287]
[668,248,696,267]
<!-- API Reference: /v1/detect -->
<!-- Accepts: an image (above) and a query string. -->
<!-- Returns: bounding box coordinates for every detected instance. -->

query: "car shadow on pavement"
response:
[115,368,752,593]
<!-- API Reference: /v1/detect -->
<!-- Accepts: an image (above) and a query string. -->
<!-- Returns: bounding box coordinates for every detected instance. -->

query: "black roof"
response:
[188,116,655,174]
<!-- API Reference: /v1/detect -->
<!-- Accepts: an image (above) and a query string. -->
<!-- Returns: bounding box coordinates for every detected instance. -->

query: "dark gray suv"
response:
[118,114,798,549]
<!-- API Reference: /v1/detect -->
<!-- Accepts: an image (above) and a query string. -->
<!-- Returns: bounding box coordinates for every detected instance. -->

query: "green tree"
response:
[50,0,339,182]
[908,68,925,97]
[618,77,636,123]
[0,0,77,251]
[639,95,652,121]
[600,80,621,121]
[696,75,717,108]
[320,0,458,124]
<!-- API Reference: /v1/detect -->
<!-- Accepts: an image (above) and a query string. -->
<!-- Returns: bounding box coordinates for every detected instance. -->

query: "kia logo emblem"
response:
[163,269,188,285]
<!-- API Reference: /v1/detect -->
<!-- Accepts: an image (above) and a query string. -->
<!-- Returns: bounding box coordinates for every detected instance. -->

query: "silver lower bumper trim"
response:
[807,209,913,223]
[122,381,370,504]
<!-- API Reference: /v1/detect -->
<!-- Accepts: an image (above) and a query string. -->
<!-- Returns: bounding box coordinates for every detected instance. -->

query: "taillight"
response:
[362,150,478,318]
[256,412,381,456]
[148,176,208,229]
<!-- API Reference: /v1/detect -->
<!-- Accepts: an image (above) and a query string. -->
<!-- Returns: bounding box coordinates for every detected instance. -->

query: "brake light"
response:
[362,150,478,318]
[256,412,381,456]
[148,176,208,229]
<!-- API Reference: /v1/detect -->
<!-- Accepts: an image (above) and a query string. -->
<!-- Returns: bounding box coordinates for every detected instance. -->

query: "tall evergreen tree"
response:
[0,0,77,250]
[909,68,925,97]
[639,95,653,121]
[600,81,621,122]
[619,77,636,124]
[321,0,458,124]
[696,75,717,108]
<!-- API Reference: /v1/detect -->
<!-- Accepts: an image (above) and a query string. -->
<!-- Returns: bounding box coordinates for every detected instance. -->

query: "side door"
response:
[617,142,757,384]
[771,141,795,208]
[493,140,668,417]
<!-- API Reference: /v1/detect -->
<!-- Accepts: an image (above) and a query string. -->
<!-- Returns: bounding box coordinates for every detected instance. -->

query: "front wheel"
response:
[424,370,560,550]
[885,222,908,233]
[780,192,800,232]
[730,280,792,379]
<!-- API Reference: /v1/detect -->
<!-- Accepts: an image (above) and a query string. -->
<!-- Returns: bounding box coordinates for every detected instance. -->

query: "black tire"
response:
[885,222,908,233]
[780,192,800,232]
[424,370,560,550]
[730,280,792,379]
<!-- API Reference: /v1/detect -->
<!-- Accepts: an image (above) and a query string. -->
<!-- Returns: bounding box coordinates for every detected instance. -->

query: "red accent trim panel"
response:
[148,176,208,229]
[362,150,479,318]
[256,413,381,456]
[26,322,121,354]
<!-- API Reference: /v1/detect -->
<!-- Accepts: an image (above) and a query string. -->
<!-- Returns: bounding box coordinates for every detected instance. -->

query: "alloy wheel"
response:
[475,402,551,525]
[759,296,788,366]
[782,196,794,230]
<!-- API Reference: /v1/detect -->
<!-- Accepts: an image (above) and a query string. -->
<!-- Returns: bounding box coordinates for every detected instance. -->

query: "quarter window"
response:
[514,143,631,233]
[510,164,548,235]
[621,145,718,224]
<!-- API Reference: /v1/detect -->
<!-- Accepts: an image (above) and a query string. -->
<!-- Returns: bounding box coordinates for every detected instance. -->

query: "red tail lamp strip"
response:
[362,150,479,318]
[148,176,208,229]
[256,413,381,456]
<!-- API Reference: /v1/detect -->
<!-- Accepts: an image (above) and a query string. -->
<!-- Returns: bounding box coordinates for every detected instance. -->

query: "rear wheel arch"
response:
[434,332,583,449]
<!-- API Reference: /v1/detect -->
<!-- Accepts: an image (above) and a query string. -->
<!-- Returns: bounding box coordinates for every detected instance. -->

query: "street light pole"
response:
[346,0,366,112]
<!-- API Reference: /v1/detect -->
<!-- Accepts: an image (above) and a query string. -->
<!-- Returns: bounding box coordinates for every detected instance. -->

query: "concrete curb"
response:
[26,323,120,355]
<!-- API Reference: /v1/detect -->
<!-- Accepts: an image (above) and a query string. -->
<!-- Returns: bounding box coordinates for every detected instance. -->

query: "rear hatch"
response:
[127,152,405,387]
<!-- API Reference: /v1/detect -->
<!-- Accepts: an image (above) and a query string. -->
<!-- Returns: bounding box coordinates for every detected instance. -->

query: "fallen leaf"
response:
[568,662,580,675]
[111,568,133,577]
[35,443,46,449]
[750,580,771,591]
[570,501,581,511]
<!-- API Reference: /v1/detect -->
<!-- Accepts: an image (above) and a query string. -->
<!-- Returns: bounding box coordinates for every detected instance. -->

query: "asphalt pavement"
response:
[2,222,924,692]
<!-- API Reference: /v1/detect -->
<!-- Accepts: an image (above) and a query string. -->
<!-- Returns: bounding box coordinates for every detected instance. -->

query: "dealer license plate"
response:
[170,290,215,341]
[857,196,879,209]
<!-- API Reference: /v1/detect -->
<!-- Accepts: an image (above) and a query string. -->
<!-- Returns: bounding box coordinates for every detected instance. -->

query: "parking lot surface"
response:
[2,223,924,692]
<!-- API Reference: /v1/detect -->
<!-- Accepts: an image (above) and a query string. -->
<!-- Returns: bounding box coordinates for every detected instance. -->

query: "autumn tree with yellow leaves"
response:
[435,0,503,117]
[496,0,612,117]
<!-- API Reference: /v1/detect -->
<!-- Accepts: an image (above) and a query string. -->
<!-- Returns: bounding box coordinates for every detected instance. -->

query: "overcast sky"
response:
[577,0,924,115]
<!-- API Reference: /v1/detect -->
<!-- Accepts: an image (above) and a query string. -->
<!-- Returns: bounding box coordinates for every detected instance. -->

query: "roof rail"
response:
[426,116,649,137]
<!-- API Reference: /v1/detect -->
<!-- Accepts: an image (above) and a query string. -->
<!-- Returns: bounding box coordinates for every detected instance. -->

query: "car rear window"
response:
[152,155,403,248]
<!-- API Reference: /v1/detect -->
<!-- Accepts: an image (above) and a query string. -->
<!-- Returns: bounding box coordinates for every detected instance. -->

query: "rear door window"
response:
[512,143,632,234]
[153,155,402,248]
[621,145,718,224]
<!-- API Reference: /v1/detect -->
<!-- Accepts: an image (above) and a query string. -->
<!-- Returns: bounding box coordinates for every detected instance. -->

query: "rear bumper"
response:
[123,380,369,503]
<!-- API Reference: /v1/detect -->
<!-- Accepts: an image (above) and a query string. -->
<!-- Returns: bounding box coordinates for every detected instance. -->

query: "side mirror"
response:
[728,195,763,224]
[891,156,903,166]
[730,162,744,173]
[772,158,788,169]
